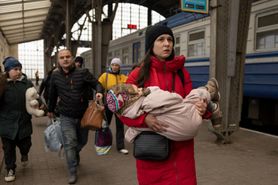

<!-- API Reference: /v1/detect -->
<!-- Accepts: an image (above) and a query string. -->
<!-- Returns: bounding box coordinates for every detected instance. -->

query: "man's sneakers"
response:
[21,155,29,167]
[5,169,16,182]
[68,173,77,184]
[205,77,220,102]
[119,149,129,155]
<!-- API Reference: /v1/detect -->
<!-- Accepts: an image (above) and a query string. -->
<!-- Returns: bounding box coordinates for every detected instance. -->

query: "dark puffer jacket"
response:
[0,74,33,140]
[48,67,104,118]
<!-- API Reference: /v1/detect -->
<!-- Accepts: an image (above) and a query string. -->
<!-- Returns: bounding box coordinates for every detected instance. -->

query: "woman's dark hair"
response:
[136,50,152,87]
[136,45,175,87]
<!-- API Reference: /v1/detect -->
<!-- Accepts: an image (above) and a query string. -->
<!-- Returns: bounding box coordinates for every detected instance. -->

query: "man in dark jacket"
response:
[47,49,103,184]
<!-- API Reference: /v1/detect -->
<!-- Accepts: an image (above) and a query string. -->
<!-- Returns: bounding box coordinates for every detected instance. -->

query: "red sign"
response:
[127,24,137,29]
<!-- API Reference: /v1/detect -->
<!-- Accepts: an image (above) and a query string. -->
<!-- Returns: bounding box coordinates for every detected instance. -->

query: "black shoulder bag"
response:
[133,131,170,161]
[133,70,185,161]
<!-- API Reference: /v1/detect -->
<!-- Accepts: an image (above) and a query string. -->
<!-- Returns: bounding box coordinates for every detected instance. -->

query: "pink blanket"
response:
[124,87,210,142]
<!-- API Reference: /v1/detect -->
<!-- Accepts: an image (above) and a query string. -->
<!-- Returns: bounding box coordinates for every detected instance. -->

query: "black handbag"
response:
[133,131,170,161]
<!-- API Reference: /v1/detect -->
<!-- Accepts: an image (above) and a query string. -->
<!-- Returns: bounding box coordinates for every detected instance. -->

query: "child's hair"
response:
[106,84,149,113]
[110,84,138,95]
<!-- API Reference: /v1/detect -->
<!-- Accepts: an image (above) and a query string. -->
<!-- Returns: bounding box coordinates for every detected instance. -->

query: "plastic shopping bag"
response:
[44,118,63,152]
[94,121,112,155]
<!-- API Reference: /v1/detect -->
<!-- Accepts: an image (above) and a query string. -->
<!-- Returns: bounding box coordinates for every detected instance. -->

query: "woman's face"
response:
[111,63,120,72]
[8,67,22,80]
[152,34,173,61]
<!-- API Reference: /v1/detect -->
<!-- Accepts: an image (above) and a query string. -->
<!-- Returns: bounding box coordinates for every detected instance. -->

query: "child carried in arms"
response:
[106,78,222,142]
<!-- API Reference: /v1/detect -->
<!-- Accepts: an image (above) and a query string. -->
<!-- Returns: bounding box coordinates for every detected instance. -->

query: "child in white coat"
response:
[106,78,222,142]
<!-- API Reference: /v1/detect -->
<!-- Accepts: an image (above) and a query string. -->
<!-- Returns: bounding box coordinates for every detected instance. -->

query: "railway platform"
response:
[0,117,277,185]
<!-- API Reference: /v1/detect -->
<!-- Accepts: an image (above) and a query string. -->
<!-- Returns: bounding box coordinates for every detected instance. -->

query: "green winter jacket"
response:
[0,74,33,140]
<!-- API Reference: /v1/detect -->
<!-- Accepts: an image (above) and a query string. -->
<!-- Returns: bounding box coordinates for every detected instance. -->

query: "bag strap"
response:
[177,69,185,87]
[172,69,185,92]
[105,72,119,92]
[105,72,109,94]
[172,73,176,92]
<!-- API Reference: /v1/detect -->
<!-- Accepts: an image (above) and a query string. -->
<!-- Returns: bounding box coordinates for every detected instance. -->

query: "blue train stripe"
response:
[246,51,278,59]
[121,52,278,99]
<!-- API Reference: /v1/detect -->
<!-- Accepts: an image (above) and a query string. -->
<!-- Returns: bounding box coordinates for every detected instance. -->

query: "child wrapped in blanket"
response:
[106,78,222,142]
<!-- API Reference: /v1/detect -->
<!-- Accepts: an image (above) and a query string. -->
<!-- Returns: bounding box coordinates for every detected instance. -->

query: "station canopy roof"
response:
[0,0,181,45]
[0,0,51,45]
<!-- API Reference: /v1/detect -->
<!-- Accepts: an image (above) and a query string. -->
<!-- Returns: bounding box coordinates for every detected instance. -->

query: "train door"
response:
[132,42,141,64]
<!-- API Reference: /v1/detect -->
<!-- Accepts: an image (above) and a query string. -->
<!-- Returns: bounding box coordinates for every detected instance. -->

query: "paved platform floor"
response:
[1,117,278,185]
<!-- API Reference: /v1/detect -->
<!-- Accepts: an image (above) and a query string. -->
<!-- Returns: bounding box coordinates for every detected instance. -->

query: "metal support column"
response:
[209,0,252,143]
[43,39,51,76]
[147,8,152,26]
[65,0,72,49]
[92,0,102,76]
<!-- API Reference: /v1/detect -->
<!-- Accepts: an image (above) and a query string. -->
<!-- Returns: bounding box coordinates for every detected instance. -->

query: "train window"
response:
[107,52,113,64]
[175,36,181,56]
[133,42,141,64]
[188,30,205,57]
[175,46,180,56]
[122,47,129,64]
[189,31,204,41]
[258,13,278,28]
[114,50,121,57]
[256,12,278,50]
[256,30,278,49]
[175,37,180,44]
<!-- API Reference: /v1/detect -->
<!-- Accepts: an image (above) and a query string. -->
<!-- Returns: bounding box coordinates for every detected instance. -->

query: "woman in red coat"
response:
[119,25,208,185]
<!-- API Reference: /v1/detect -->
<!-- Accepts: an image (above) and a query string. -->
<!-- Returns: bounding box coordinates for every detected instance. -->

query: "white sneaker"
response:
[68,173,77,184]
[5,169,16,182]
[119,149,129,155]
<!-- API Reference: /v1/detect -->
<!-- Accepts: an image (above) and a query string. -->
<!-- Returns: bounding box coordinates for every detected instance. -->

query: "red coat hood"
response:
[150,55,186,73]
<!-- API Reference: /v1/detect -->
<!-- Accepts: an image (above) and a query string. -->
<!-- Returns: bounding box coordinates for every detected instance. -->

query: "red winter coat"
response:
[120,55,197,185]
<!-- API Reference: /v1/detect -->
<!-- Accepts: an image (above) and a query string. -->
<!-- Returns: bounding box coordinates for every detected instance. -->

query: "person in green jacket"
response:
[0,57,34,182]
[98,58,129,154]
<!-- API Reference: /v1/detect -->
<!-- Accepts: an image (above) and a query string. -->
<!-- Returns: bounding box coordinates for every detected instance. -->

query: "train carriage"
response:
[83,0,278,134]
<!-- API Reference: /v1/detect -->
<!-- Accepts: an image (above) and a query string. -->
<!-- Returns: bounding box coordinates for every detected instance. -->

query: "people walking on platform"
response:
[118,24,208,185]
[73,56,94,156]
[98,58,129,155]
[0,57,35,182]
[47,49,104,184]
[107,79,221,142]
[39,67,56,105]
[74,56,84,68]
[35,70,39,86]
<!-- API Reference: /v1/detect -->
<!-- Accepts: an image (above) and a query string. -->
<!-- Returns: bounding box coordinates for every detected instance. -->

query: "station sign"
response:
[181,0,209,14]
[127,24,137,29]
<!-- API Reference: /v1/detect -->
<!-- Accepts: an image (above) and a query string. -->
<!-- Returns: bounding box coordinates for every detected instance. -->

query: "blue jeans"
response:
[76,124,89,153]
[60,115,79,174]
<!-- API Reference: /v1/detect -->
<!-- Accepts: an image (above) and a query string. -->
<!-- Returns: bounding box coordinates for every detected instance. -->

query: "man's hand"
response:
[145,114,168,132]
[47,112,54,119]
[95,93,103,100]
